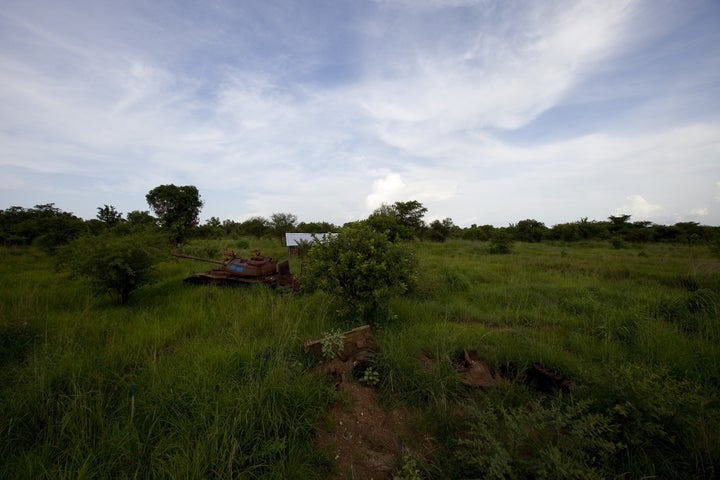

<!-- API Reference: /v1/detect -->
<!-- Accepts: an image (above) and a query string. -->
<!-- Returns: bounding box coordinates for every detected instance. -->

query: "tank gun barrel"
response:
[173,253,225,265]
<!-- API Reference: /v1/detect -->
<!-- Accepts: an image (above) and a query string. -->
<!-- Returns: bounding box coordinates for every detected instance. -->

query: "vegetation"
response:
[0,237,719,478]
[146,184,203,244]
[301,223,417,323]
[1,191,719,478]
[59,232,168,304]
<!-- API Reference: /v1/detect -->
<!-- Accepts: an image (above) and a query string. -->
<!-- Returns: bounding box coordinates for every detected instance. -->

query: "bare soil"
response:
[313,358,428,480]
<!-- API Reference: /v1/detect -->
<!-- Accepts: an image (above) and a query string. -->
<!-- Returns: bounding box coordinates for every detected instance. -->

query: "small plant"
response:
[320,329,345,360]
[393,455,422,480]
[359,366,380,386]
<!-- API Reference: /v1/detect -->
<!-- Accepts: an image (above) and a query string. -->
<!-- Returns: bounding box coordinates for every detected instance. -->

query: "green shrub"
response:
[454,399,617,479]
[59,232,167,304]
[488,232,512,254]
[301,223,417,322]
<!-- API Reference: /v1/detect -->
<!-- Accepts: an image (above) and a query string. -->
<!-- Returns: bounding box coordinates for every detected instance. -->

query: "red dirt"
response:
[313,359,427,480]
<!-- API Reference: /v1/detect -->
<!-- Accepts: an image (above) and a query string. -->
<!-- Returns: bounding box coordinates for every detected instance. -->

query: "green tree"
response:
[96,204,123,226]
[393,200,427,230]
[296,221,338,234]
[462,224,494,241]
[238,216,270,238]
[126,210,156,227]
[427,217,456,242]
[60,233,166,304]
[146,185,203,244]
[269,212,297,245]
[512,219,548,242]
[0,204,84,250]
[367,200,427,240]
[301,223,416,322]
[608,214,631,233]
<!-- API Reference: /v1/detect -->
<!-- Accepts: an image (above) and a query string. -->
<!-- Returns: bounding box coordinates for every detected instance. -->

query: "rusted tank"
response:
[174,250,299,291]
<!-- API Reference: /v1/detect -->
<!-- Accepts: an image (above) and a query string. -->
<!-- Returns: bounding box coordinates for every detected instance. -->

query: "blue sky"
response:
[1,0,719,227]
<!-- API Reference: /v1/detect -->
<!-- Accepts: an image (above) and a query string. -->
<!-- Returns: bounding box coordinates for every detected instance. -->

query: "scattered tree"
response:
[238,216,270,238]
[393,200,427,231]
[97,205,123,226]
[269,212,298,245]
[367,200,428,240]
[296,221,338,234]
[427,217,456,242]
[146,185,203,244]
[512,219,548,243]
[126,210,157,227]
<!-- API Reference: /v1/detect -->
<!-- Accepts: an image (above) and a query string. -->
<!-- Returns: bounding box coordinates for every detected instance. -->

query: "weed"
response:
[320,329,344,360]
[393,454,422,480]
[359,366,380,386]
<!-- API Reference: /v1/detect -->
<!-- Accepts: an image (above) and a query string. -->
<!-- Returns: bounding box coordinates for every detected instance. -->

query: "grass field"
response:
[1,239,718,478]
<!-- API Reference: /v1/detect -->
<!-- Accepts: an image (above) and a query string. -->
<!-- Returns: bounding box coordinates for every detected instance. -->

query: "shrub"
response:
[488,232,513,254]
[301,223,416,322]
[59,232,167,304]
[454,399,617,479]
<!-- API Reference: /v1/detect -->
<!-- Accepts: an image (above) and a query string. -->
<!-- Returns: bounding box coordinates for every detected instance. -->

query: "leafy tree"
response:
[608,214,631,233]
[549,222,580,242]
[427,217,456,242]
[301,223,416,322]
[462,224,494,241]
[269,212,297,245]
[96,205,123,226]
[126,210,157,227]
[296,221,338,234]
[60,232,166,304]
[196,216,223,239]
[0,204,84,249]
[393,200,427,230]
[512,219,548,242]
[367,200,427,240]
[146,185,203,244]
[366,211,406,241]
[238,216,270,238]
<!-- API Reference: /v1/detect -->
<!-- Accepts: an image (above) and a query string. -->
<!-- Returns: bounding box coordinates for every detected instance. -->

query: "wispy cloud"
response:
[0,0,718,226]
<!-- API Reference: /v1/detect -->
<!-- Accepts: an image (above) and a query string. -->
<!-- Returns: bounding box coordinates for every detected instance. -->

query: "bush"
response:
[301,223,416,322]
[488,232,513,254]
[59,232,167,304]
[454,399,617,479]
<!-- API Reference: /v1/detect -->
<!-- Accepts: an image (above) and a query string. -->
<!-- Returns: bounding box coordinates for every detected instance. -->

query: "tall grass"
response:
[1,239,719,478]
[0,244,338,478]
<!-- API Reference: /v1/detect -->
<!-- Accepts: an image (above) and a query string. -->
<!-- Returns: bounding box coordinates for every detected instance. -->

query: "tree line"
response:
[2,188,718,249]
[2,184,718,305]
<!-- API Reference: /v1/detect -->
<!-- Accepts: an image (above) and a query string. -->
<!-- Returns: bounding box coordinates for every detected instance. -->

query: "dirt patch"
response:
[307,326,431,478]
[313,358,429,479]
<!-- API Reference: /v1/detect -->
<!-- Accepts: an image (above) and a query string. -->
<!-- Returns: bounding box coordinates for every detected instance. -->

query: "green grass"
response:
[1,238,719,478]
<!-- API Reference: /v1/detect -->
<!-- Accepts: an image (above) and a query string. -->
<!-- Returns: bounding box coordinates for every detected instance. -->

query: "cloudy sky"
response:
[1,0,719,227]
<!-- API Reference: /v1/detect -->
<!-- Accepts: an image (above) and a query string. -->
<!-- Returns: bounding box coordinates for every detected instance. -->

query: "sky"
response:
[1,0,719,228]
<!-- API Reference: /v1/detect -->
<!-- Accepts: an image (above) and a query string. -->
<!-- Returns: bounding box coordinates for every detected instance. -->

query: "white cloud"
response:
[688,208,708,217]
[615,195,662,218]
[0,1,718,227]
[365,173,406,210]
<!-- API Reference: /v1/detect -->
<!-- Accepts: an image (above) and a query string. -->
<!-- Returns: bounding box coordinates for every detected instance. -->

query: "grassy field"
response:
[1,239,718,478]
